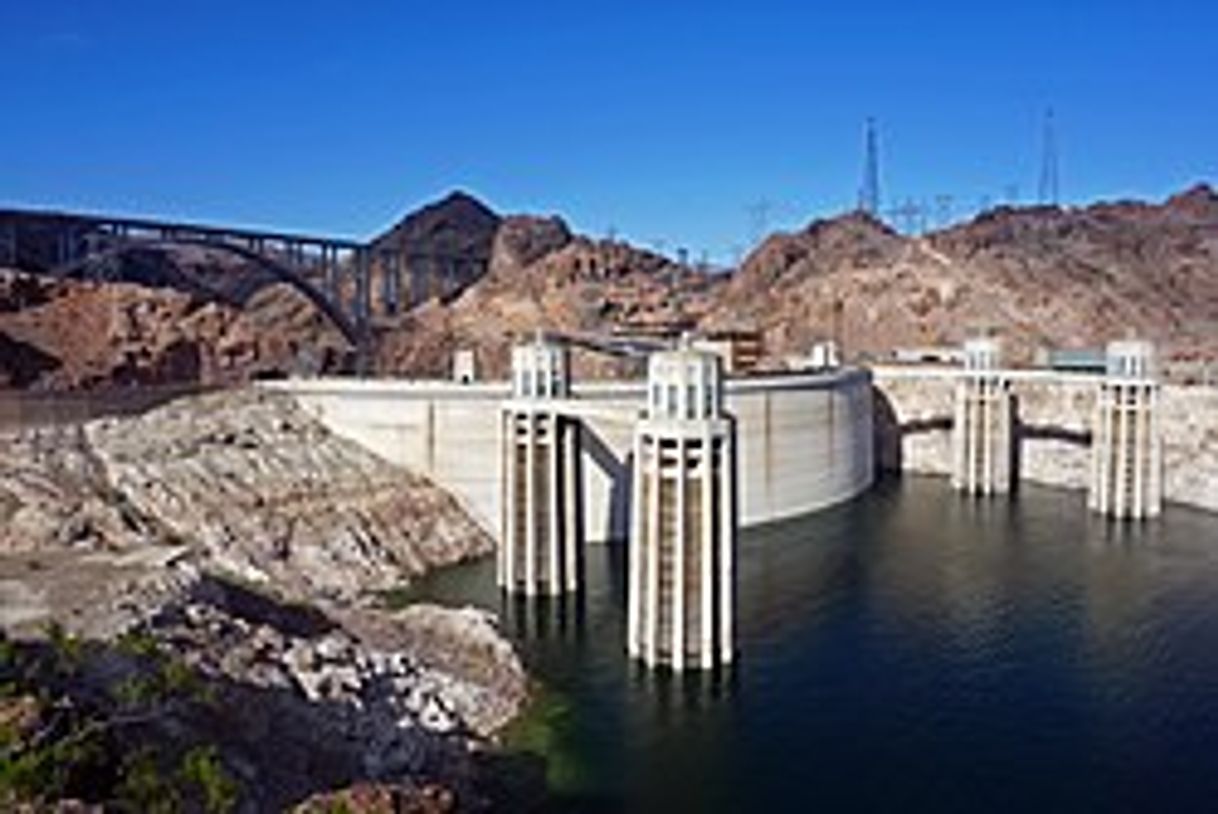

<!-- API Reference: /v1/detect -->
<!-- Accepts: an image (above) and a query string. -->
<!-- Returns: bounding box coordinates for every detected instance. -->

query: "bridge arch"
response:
[55,236,363,346]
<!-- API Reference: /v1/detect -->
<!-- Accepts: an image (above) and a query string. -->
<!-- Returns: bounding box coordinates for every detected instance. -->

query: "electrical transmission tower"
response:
[859,117,881,215]
[934,194,954,227]
[886,199,924,235]
[1038,108,1060,205]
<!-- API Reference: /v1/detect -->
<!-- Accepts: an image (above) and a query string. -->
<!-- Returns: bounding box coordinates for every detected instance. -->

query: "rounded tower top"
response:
[511,333,569,399]
[963,337,1002,372]
[646,344,723,421]
[1105,339,1155,380]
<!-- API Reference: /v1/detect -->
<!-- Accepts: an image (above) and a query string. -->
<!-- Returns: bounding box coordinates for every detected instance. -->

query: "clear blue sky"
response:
[2,1,1214,263]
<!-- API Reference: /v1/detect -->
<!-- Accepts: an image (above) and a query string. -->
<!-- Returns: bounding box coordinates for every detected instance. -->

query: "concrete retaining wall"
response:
[873,367,1218,514]
[264,369,875,541]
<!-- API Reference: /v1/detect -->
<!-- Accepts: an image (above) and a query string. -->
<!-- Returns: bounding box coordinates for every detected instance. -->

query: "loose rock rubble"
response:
[0,554,528,811]
[142,575,526,799]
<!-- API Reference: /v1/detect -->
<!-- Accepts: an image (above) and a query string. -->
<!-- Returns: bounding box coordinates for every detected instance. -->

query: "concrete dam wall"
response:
[873,367,1218,514]
[265,368,876,541]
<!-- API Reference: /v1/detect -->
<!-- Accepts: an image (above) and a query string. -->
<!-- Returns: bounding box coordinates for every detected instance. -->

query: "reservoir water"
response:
[409,476,1218,812]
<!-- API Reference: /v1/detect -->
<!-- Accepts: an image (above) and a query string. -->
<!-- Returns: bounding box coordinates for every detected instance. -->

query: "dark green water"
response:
[410,477,1218,812]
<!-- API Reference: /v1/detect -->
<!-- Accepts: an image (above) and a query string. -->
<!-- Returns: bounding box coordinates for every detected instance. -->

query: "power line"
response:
[934,194,954,227]
[885,198,924,235]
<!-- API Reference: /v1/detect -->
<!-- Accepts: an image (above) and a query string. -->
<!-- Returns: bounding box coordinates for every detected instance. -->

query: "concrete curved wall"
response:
[263,368,875,541]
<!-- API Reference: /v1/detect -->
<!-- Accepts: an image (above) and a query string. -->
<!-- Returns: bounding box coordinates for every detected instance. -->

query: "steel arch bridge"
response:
[0,207,490,348]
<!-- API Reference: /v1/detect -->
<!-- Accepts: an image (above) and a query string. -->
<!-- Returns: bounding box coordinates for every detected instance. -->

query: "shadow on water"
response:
[502,593,588,645]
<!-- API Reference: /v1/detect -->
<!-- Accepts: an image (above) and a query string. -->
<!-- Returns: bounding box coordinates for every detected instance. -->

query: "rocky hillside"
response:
[370,190,501,267]
[0,271,350,390]
[707,184,1218,369]
[374,214,723,380]
[3,185,1215,389]
[0,389,492,603]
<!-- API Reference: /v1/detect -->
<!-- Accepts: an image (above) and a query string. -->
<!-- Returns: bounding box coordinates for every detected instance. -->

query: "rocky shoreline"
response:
[0,390,531,812]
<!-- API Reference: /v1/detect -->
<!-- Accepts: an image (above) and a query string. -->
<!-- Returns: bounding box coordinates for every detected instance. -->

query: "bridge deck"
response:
[0,206,364,250]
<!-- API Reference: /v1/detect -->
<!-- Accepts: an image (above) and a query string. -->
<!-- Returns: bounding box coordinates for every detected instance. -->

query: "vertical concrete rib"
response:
[700,427,715,669]
[547,413,562,593]
[524,412,537,595]
[719,431,735,665]
[628,432,644,657]
[1130,387,1140,514]
[563,420,579,592]
[1115,386,1129,518]
[646,435,661,665]
[672,437,687,671]
[499,412,511,589]
[1101,387,1111,514]
[981,380,992,493]
[1149,385,1163,517]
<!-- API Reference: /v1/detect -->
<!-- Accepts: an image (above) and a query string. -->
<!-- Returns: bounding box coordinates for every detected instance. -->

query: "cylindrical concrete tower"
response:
[498,335,583,594]
[1089,340,1162,519]
[628,344,737,671]
[951,337,1013,495]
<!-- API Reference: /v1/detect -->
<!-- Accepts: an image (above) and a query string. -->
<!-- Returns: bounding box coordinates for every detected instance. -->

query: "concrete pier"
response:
[1089,340,1162,519]
[629,345,736,671]
[498,337,583,595]
[951,338,1013,495]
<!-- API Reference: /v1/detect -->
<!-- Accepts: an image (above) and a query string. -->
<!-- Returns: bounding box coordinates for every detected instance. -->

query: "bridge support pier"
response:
[322,246,340,304]
[499,336,583,596]
[354,249,371,326]
[951,338,1013,496]
[382,251,401,315]
[629,342,736,672]
[1089,341,1162,519]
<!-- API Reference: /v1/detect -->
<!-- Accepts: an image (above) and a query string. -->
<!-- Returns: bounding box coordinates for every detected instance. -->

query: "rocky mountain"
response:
[3,185,1215,390]
[370,190,501,265]
[705,184,1218,371]
[373,213,723,380]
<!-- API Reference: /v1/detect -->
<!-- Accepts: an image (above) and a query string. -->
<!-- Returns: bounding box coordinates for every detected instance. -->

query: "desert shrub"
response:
[177,745,239,814]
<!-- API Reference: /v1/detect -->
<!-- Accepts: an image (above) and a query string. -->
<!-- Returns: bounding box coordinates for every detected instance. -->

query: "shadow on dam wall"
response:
[871,384,942,476]
[581,421,634,543]
[872,383,1096,487]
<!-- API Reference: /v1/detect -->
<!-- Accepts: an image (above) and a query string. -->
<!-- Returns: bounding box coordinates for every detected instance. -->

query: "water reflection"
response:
[501,593,588,643]
[411,477,1218,812]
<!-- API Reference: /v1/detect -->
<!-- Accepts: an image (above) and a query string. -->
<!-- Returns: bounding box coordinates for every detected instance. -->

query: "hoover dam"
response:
[266,366,877,541]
